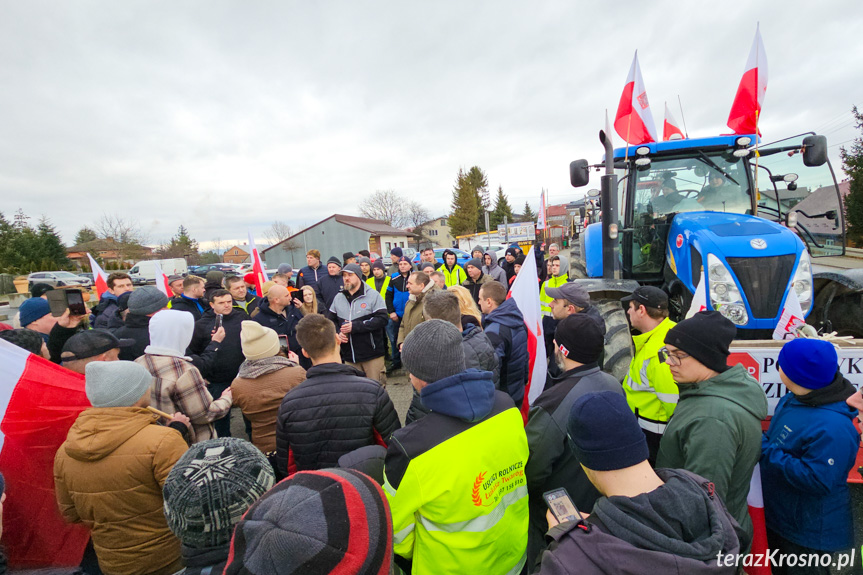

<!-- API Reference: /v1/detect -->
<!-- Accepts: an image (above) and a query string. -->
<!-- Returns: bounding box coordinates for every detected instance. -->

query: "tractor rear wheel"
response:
[597,299,633,382]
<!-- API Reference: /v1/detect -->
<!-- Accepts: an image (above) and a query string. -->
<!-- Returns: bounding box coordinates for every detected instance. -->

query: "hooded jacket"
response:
[525,364,625,567]
[535,469,744,574]
[384,370,529,575]
[397,281,439,346]
[114,312,152,361]
[656,363,768,541]
[53,407,188,575]
[761,372,859,552]
[483,252,507,285]
[188,309,246,384]
[386,271,411,317]
[91,292,121,330]
[251,296,303,356]
[461,271,494,304]
[329,282,389,363]
[483,298,530,406]
[275,362,400,476]
[437,250,467,287]
[232,292,258,316]
[317,270,344,310]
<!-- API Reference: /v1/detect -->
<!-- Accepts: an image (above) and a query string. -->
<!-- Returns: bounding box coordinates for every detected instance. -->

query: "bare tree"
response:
[94,213,149,262]
[264,220,299,250]
[211,236,223,256]
[360,190,410,228]
[406,201,432,249]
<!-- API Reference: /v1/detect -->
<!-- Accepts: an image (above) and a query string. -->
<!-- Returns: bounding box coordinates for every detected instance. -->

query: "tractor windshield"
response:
[632,153,753,220]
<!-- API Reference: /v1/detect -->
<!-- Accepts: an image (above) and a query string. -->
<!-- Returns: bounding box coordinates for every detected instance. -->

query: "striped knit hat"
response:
[224,469,392,575]
[163,438,275,548]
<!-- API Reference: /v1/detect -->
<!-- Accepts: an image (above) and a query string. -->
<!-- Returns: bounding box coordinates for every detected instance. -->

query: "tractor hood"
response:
[666,211,809,330]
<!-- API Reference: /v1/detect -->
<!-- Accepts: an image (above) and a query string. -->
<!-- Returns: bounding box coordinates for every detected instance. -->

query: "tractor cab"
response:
[570,132,846,338]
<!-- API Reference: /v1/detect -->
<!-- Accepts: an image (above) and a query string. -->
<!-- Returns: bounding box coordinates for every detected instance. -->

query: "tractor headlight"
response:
[707,253,748,325]
[790,251,813,313]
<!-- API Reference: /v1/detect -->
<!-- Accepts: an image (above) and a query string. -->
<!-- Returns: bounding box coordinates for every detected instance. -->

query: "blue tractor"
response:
[569,131,861,380]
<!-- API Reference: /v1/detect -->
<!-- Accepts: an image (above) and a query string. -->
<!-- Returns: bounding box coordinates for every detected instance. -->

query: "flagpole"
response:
[677,95,690,138]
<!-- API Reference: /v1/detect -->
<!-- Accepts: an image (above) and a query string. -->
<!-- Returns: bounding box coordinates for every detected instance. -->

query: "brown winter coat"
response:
[231,359,307,453]
[53,407,188,575]
[397,283,440,346]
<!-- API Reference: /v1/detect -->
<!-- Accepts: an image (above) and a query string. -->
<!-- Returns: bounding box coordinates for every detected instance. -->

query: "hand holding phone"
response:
[278,334,289,354]
[543,488,582,526]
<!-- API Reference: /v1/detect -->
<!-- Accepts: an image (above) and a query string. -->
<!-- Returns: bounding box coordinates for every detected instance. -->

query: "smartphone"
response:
[278,334,289,354]
[46,289,86,317]
[543,488,582,524]
[215,314,223,329]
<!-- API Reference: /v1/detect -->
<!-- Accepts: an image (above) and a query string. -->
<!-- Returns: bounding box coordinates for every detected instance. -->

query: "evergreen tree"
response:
[465,166,490,232]
[35,217,70,270]
[841,106,863,246]
[160,225,200,259]
[449,168,479,237]
[74,226,99,245]
[489,186,514,229]
[521,201,537,223]
[0,212,68,272]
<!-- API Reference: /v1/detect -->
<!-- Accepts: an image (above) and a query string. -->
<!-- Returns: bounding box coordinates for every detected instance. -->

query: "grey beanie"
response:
[163,438,275,548]
[358,257,371,266]
[85,361,153,407]
[128,286,168,315]
[277,263,293,275]
[342,263,363,277]
[466,257,482,271]
[402,319,465,383]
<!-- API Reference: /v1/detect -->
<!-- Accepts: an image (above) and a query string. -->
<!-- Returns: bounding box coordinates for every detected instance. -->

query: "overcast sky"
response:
[1,0,860,249]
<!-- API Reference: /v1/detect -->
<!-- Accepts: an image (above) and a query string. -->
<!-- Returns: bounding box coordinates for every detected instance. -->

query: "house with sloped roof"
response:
[262,214,414,268]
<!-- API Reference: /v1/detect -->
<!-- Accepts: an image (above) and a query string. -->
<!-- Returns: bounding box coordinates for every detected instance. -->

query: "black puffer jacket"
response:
[169,295,208,322]
[114,313,151,361]
[251,297,303,355]
[188,309,245,384]
[275,362,400,476]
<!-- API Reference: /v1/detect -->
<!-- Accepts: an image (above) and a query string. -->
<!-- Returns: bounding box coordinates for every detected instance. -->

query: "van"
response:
[128,258,188,283]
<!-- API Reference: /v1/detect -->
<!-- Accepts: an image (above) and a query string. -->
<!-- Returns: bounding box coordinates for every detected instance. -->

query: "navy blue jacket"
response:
[385,272,411,318]
[482,298,529,407]
[317,273,344,310]
[761,376,860,552]
[251,297,303,356]
[296,263,325,293]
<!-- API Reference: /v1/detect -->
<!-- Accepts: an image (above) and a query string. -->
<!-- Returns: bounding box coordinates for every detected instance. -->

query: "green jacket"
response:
[623,317,678,430]
[656,363,767,541]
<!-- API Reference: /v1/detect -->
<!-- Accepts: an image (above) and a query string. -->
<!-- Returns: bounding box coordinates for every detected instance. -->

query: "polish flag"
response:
[0,339,91,567]
[508,247,547,423]
[727,24,768,135]
[772,289,805,340]
[153,261,172,298]
[663,102,685,141]
[745,463,772,575]
[614,51,658,145]
[248,231,269,298]
[86,253,109,298]
[686,269,708,318]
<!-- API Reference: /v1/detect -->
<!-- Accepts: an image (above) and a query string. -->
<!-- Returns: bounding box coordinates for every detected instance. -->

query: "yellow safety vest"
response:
[366,275,391,296]
[438,264,466,287]
[623,317,678,432]
[539,275,569,316]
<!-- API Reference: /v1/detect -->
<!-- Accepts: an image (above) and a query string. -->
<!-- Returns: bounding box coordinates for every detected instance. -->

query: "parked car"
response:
[28,271,92,289]
[191,263,238,276]
[410,248,471,268]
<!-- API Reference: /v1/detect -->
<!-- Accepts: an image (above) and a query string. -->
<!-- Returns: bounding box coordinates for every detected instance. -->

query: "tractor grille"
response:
[726,255,797,319]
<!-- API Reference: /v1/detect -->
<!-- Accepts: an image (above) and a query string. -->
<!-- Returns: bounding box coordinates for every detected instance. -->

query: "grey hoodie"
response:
[483,252,507,285]
[535,468,744,574]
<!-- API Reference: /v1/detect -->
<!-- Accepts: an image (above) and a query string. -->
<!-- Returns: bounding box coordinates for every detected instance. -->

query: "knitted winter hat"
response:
[327,256,342,267]
[390,246,403,258]
[465,258,482,272]
[277,263,293,275]
[128,286,168,316]
[241,321,280,360]
[371,260,386,272]
[343,251,356,262]
[0,328,44,355]
[778,338,839,390]
[401,319,465,383]
[85,361,153,407]
[568,391,649,471]
[163,438,275,549]
[19,297,51,327]
[116,291,132,312]
[244,273,256,285]
[418,262,435,272]
[514,255,526,266]
[664,311,736,374]
[358,257,372,266]
[342,263,363,277]
[555,314,604,365]
[205,270,225,284]
[505,247,518,257]
[224,468,392,575]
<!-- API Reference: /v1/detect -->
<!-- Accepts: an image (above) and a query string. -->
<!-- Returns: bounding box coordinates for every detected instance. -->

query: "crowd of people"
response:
[0,241,860,575]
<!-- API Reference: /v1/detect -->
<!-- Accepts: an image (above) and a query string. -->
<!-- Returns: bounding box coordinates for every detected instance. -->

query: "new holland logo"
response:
[750,238,768,250]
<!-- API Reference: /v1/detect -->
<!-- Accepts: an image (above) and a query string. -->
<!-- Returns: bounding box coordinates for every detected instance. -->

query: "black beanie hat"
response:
[371,260,386,272]
[326,256,342,267]
[555,314,604,365]
[568,391,649,471]
[514,255,526,266]
[664,311,736,373]
[0,328,44,356]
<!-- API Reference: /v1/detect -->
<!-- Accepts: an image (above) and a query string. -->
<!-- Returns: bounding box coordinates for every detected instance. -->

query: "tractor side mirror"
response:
[802,135,828,167]
[570,160,590,188]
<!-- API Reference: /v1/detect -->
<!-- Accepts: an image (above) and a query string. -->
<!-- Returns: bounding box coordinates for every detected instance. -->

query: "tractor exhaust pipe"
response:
[599,130,619,279]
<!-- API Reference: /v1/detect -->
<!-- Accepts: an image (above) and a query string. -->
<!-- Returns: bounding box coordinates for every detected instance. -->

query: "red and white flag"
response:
[86,253,109,298]
[772,289,805,340]
[248,231,269,297]
[604,109,615,147]
[508,247,547,422]
[745,463,772,575]
[686,269,708,318]
[663,102,685,141]
[727,24,768,135]
[614,51,658,145]
[153,261,172,298]
[536,191,547,231]
[0,339,91,567]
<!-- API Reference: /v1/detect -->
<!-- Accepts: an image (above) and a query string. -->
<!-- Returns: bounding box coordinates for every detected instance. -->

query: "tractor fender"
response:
[569,278,641,301]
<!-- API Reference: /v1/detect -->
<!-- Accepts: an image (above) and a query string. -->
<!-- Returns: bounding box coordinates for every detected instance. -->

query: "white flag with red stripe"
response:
[508,247,546,421]
[536,191,547,231]
[772,289,805,340]
[686,269,708,318]
[614,51,658,145]
[248,231,269,297]
[727,24,768,135]
[745,463,772,575]
[663,102,685,141]
[86,253,109,298]
[153,261,172,298]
